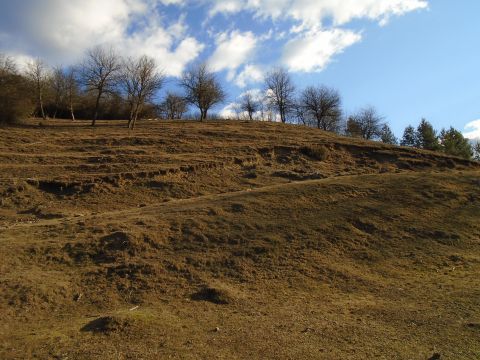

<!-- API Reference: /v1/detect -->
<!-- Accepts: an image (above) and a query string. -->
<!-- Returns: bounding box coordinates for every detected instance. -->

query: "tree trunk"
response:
[92,91,101,126]
[39,92,46,120]
[68,90,75,121]
[70,104,75,121]
[131,107,139,130]
[128,104,135,129]
[39,101,46,120]
[280,109,286,123]
[131,109,139,130]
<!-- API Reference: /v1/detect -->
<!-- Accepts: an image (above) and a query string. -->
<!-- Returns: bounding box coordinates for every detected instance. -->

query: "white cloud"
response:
[283,28,362,72]
[208,0,428,28]
[0,0,429,79]
[209,0,244,17]
[234,64,264,87]
[160,0,185,5]
[0,0,203,77]
[119,15,204,77]
[464,119,480,140]
[240,88,264,101]
[284,0,428,29]
[208,31,258,73]
[204,0,427,74]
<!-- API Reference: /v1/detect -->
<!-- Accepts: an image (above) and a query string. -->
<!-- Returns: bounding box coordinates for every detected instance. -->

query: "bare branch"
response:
[240,91,260,121]
[179,63,226,121]
[264,67,295,123]
[120,55,165,129]
[300,85,342,132]
[79,46,122,126]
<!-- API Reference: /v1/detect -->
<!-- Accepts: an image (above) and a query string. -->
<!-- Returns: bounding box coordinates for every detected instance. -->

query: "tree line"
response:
[1,47,187,128]
[0,47,478,160]
[245,67,479,160]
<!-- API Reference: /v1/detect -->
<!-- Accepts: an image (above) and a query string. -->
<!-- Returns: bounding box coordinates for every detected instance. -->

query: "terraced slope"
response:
[0,119,479,359]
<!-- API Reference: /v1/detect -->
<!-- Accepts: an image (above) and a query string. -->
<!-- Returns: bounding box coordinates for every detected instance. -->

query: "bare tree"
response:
[240,91,260,121]
[26,58,49,120]
[80,46,122,126]
[474,141,480,161]
[0,54,16,74]
[264,67,295,123]
[292,97,308,126]
[300,85,342,132]
[65,67,79,121]
[346,106,384,140]
[121,55,165,129]
[179,63,225,121]
[161,93,187,120]
[258,95,275,122]
[231,102,243,120]
[50,66,66,119]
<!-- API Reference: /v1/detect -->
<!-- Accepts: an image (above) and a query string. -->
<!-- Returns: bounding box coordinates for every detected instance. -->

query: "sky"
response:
[0,0,479,140]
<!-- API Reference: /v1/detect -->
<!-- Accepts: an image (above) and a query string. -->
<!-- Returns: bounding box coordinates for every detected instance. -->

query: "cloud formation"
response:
[283,29,362,72]
[209,31,258,73]
[234,65,265,88]
[0,0,203,76]
[0,0,428,79]
[464,119,480,140]
[206,0,428,28]
[205,0,427,72]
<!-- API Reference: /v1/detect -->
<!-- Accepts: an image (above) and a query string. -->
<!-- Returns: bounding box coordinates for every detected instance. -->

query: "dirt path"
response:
[0,173,368,231]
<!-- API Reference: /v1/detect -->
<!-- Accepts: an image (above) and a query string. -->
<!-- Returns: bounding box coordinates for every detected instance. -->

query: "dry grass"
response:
[0,119,479,359]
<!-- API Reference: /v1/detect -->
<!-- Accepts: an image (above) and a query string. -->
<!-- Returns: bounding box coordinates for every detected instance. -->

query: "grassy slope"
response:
[0,119,479,359]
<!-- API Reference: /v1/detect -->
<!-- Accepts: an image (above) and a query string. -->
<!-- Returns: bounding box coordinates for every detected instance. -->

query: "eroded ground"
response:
[0,120,479,359]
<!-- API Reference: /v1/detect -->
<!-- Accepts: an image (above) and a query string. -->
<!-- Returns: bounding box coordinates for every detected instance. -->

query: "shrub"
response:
[0,57,34,125]
[300,145,329,161]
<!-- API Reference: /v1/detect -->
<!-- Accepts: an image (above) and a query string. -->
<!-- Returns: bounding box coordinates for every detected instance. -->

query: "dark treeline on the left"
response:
[0,47,188,129]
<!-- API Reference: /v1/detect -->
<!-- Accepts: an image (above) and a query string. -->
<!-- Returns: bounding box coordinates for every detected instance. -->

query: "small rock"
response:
[214,327,220,332]
[428,353,441,360]
[301,327,315,334]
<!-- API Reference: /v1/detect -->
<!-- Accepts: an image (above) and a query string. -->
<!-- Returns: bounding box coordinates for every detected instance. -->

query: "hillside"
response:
[1,119,479,360]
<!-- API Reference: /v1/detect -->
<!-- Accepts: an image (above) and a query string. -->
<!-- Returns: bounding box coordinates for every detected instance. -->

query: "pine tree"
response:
[401,125,417,147]
[380,124,397,144]
[416,118,440,151]
[440,127,473,159]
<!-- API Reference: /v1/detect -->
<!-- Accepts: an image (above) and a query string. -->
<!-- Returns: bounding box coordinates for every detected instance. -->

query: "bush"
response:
[0,60,34,125]
[300,145,329,161]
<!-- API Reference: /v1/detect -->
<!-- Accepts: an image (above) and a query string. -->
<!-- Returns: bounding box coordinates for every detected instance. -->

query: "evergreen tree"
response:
[380,124,397,144]
[401,125,417,147]
[473,141,480,161]
[416,118,440,151]
[439,127,473,159]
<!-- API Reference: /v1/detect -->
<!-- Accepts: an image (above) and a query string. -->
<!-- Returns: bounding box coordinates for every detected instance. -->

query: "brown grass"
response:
[0,119,479,359]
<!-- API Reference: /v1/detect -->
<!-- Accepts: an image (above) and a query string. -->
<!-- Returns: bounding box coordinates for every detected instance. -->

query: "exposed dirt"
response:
[0,119,479,359]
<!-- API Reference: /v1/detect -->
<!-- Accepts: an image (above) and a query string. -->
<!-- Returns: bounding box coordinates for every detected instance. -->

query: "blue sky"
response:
[0,0,479,139]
